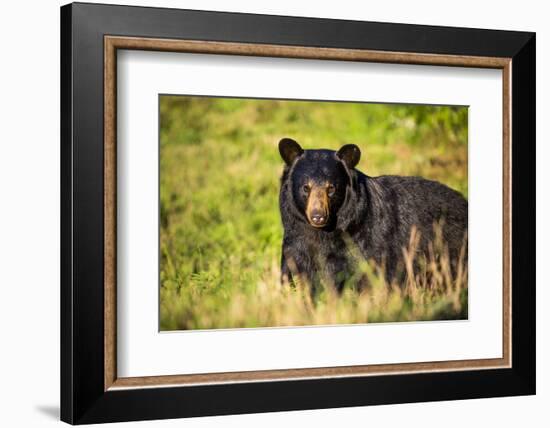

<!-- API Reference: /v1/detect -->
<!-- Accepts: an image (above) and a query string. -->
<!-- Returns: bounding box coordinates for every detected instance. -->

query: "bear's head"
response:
[279,138,361,229]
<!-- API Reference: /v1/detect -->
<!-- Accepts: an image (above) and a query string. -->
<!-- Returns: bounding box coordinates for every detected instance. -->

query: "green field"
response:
[159,96,468,330]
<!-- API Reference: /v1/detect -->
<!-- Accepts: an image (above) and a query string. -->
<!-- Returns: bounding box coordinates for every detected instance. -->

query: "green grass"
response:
[159,96,468,331]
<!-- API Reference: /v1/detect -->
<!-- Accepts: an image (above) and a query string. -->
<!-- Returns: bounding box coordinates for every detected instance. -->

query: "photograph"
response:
[159,95,469,331]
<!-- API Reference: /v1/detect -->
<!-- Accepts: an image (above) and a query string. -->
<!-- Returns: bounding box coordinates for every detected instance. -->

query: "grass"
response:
[159,96,468,331]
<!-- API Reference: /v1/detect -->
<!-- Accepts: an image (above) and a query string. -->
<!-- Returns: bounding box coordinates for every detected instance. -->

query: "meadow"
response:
[159,96,468,331]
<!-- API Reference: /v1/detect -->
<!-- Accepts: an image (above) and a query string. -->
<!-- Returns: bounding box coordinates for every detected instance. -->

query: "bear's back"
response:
[366,174,467,257]
[373,175,467,217]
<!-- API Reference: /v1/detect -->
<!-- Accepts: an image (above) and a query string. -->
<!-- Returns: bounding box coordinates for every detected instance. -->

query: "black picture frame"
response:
[61,2,535,424]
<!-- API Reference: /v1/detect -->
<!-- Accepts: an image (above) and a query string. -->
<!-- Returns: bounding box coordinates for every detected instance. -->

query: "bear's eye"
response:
[302,184,311,194]
[327,184,336,197]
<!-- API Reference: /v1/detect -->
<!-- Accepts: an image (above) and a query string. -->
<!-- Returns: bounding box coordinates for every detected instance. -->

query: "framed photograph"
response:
[60,2,535,424]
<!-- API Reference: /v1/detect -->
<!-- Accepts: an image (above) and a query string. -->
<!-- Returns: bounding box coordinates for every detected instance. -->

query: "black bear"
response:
[278,137,468,292]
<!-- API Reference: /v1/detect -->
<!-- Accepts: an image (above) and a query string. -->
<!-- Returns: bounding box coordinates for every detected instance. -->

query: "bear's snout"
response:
[306,186,330,227]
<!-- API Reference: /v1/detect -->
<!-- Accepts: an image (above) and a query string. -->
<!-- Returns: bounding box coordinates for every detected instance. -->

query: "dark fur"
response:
[279,141,468,292]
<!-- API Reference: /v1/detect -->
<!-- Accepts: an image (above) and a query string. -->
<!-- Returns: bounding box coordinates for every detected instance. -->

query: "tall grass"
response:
[159,96,468,331]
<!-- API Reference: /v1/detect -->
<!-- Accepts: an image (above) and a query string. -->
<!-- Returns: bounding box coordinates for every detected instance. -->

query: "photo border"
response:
[104,35,511,391]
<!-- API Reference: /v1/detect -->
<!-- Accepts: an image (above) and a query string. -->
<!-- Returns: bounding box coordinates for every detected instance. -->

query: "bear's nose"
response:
[310,212,327,226]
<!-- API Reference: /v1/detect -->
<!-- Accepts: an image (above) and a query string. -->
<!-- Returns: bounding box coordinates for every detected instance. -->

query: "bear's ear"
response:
[279,138,304,166]
[336,144,361,169]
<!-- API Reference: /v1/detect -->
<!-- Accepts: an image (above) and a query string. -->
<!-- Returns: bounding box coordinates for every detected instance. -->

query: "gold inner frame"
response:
[104,35,512,391]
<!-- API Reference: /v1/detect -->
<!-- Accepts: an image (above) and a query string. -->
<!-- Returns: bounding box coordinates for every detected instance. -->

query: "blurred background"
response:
[159,96,468,330]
